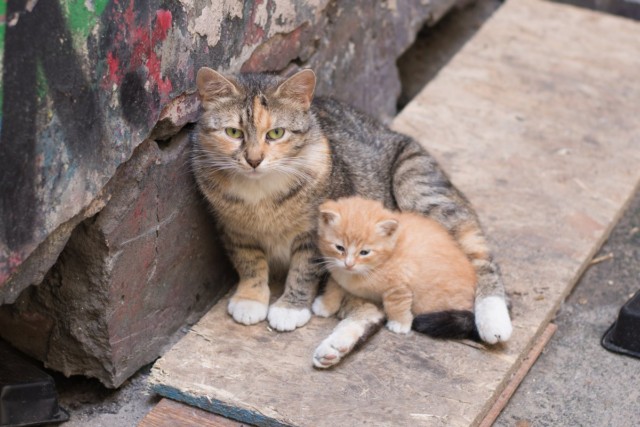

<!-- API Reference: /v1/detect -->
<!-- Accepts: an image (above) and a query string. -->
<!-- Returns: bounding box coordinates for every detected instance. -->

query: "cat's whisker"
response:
[314,258,340,269]
[270,164,313,186]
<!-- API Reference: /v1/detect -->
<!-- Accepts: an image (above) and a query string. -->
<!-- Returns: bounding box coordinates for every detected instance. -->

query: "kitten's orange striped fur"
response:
[316,197,476,334]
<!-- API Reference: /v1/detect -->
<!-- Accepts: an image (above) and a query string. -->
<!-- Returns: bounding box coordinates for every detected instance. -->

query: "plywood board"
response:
[138,398,246,427]
[149,0,640,425]
[142,324,557,427]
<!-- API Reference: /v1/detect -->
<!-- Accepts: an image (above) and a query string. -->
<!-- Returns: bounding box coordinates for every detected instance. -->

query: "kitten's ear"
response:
[275,69,316,110]
[320,209,340,226]
[376,219,399,237]
[196,67,239,105]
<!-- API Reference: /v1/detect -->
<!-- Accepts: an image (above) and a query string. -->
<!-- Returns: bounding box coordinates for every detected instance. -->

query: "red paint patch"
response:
[244,0,266,46]
[103,4,174,101]
[0,250,24,285]
[154,10,172,41]
[241,23,311,73]
[8,253,22,269]
[107,51,121,84]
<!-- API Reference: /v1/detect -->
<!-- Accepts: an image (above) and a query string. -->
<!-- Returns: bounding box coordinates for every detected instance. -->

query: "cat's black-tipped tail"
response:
[412,310,480,341]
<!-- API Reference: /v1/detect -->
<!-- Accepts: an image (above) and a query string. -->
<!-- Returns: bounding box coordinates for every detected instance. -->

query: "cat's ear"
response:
[320,209,340,226]
[196,67,239,105]
[275,69,316,110]
[375,219,399,237]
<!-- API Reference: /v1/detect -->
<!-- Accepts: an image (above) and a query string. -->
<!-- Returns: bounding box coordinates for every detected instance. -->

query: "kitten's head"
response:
[318,197,399,275]
[194,68,321,179]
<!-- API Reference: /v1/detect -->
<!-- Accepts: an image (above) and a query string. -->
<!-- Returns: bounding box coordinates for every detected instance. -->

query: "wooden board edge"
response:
[472,177,640,426]
[477,323,558,427]
[138,397,247,427]
[148,383,292,427]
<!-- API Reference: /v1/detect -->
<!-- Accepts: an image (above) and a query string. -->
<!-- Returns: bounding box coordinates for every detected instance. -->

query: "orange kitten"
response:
[314,196,479,339]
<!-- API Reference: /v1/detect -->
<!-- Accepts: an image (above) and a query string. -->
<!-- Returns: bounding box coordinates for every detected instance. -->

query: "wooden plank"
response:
[149,0,640,426]
[138,398,247,427]
[478,323,557,427]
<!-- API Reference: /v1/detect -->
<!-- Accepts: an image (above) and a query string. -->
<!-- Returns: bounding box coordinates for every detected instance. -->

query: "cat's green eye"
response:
[266,127,285,141]
[335,244,345,253]
[359,250,370,256]
[225,127,244,139]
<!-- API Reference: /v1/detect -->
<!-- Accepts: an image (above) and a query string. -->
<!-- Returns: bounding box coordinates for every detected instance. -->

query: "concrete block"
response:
[0,131,235,387]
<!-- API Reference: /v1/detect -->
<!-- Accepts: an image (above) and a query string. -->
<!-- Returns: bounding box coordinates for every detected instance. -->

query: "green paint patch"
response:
[36,61,47,102]
[61,0,109,40]
[0,0,6,47]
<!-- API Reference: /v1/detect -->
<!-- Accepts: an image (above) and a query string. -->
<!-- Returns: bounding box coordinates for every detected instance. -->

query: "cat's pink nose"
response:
[246,156,263,169]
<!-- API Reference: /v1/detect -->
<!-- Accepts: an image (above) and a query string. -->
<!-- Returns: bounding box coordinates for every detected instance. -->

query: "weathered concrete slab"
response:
[148,0,640,425]
[0,131,236,387]
[0,0,463,302]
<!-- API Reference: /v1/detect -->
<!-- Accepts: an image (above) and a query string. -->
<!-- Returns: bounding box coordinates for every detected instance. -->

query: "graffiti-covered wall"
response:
[0,0,461,300]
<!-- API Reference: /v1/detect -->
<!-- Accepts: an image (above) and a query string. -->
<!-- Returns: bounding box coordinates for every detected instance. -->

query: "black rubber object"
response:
[602,289,640,359]
[0,340,69,426]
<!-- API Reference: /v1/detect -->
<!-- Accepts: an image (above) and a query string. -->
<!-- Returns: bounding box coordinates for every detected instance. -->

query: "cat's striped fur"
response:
[193,68,512,366]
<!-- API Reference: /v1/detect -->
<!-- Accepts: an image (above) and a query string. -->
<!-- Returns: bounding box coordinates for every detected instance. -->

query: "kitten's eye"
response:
[266,127,285,141]
[335,244,345,253]
[359,250,371,256]
[225,127,244,139]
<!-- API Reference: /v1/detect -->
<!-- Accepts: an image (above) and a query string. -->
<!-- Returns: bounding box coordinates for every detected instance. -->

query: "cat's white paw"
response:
[312,296,336,317]
[268,305,311,331]
[386,320,411,334]
[475,296,513,344]
[227,298,268,325]
[313,340,344,368]
[313,321,363,368]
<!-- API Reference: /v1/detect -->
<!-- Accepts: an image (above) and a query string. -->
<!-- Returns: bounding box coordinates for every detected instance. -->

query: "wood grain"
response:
[138,398,248,427]
[149,0,640,425]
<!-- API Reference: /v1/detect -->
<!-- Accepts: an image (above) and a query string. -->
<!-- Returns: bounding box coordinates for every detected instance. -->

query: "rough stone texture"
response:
[0,131,236,387]
[0,0,462,301]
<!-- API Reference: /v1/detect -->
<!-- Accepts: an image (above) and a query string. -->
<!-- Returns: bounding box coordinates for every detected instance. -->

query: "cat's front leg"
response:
[313,295,384,368]
[312,276,345,317]
[382,286,414,334]
[268,232,321,331]
[226,240,270,325]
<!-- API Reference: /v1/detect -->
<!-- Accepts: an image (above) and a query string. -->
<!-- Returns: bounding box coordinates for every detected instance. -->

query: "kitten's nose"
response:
[245,156,263,169]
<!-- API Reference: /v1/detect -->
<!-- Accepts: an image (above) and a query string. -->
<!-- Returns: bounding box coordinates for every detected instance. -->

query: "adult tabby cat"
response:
[315,196,479,344]
[192,67,511,367]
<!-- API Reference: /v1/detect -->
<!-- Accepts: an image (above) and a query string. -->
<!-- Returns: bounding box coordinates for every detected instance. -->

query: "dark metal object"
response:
[0,341,69,426]
[602,289,640,359]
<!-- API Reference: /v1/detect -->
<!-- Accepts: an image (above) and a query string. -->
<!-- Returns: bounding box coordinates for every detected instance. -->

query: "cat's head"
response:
[317,197,399,275]
[194,68,321,179]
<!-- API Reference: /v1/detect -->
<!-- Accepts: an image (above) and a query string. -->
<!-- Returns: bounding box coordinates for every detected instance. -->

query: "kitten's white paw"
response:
[313,321,363,368]
[312,296,335,317]
[386,320,411,334]
[475,296,513,344]
[227,299,268,325]
[268,305,311,331]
